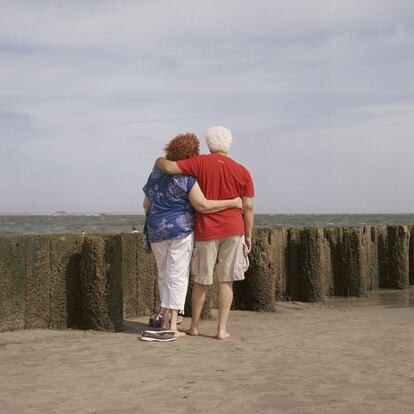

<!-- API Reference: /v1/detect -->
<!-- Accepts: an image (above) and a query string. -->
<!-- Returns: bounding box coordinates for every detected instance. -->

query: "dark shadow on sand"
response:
[121,319,149,334]
[121,319,220,340]
[187,332,216,339]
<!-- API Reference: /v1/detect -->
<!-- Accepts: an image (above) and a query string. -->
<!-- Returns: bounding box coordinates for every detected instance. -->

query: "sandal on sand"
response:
[140,330,176,342]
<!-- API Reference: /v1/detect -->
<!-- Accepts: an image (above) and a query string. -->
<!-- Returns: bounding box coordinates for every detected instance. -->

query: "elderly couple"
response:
[142,126,254,341]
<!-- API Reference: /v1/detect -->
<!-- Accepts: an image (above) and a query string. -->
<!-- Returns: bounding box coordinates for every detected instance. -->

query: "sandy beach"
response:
[1,291,413,414]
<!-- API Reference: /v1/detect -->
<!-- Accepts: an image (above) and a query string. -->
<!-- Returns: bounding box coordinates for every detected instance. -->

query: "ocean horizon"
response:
[1,213,413,235]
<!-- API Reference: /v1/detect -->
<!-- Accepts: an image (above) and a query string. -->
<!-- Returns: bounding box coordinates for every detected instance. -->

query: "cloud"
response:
[0,0,413,212]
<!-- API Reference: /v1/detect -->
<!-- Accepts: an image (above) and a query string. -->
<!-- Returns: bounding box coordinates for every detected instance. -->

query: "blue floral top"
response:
[143,166,197,243]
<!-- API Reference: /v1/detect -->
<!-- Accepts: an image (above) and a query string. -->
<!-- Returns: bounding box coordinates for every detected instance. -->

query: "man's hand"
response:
[243,196,254,252]
[245,237,252,252]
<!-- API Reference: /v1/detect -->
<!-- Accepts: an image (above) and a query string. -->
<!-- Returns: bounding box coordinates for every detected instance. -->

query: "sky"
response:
[1,0,413,214]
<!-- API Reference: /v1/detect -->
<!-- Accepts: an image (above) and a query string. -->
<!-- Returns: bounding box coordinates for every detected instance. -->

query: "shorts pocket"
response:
[239,242,250,273]
[190,247,199,277]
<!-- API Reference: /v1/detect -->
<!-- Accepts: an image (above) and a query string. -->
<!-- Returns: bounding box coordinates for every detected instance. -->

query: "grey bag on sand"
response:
[148,312,163,328]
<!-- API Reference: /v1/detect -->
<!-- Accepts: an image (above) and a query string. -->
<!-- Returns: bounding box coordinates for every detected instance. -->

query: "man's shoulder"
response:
[177,154,206,164]
[198,154,214,161]
[227,157,251,175]
[185,154,251,176]
[184,153,217,166]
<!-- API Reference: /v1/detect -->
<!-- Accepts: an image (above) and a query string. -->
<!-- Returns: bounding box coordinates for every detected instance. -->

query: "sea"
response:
[0,214,413,235]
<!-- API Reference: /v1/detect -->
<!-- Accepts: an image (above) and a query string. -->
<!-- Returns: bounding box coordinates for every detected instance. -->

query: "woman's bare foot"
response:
[216,331,230,340]
[185,327,199,336]
[173,330,186,338]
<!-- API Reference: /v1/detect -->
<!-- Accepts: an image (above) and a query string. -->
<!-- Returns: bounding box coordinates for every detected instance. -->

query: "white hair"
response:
[205,126,233,153]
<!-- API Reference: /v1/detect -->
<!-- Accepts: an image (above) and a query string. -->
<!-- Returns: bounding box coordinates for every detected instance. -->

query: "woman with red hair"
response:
[142,134,241,339]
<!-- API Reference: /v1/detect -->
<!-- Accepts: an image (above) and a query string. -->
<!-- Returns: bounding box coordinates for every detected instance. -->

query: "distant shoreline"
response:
[1,214,414,235]
[1,212,414,216]
[0,212,142,216]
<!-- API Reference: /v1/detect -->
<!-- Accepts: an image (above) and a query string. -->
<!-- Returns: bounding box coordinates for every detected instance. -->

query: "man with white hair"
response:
[156,126,254,339]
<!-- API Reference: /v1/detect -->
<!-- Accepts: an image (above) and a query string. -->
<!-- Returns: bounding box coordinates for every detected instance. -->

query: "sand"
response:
[1,293,413,414]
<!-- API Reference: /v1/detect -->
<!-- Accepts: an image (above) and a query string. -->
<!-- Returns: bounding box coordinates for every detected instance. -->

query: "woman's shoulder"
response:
[144,166,169,195]
[149,165,165,179]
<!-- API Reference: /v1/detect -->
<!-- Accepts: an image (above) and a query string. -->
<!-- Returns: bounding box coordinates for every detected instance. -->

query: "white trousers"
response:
[151,232,194,312]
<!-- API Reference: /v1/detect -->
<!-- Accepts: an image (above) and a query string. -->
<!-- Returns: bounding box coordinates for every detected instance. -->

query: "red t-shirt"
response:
[176,153,254,241]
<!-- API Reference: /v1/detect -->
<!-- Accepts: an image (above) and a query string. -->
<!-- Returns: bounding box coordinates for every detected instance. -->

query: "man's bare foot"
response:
[216,331,230,340]
[173,330,186,338]
[185,327,199,336]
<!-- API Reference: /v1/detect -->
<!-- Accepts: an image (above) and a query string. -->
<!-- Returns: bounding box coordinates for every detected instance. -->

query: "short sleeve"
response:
[187,176,197,193]
[176,156,201,177]
[143,180,150,196]
[142,172,153,196]
[243,168,255,197]
[142,166,159,196]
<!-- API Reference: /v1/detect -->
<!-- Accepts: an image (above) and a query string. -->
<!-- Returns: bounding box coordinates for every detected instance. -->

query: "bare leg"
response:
[161,307,170,330]
[170,309,186,337]
[216,282,233,339]
[187,283,208,336]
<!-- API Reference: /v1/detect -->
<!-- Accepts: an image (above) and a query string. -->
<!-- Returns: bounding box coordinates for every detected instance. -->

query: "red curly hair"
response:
[164,133,200,161]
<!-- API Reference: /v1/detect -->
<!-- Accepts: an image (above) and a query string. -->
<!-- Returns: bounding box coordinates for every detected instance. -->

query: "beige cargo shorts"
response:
[190,235,250,285]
